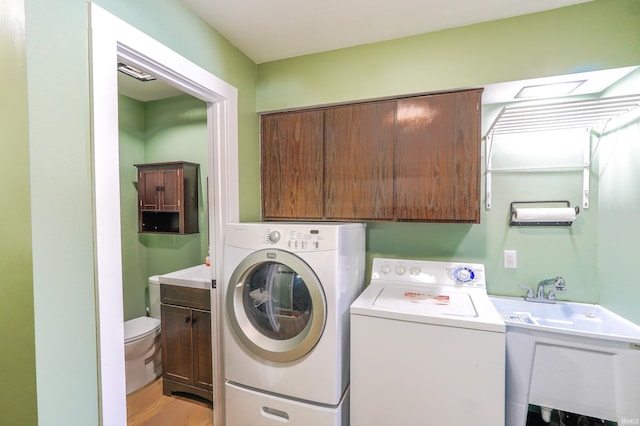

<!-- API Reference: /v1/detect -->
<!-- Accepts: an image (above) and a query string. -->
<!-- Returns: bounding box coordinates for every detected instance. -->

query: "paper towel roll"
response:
[513,207,577,223]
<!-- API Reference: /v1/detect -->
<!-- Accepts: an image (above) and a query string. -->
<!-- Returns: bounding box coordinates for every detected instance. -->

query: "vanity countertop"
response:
[159,264,212,290]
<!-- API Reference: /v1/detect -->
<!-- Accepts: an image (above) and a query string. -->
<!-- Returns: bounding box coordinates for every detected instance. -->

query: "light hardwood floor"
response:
[127,378,213,426]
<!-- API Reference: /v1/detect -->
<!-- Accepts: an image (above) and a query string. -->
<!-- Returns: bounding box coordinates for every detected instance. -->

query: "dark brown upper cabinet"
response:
[261,110,324,220]
[260,88,482,223]
[135,161,199,234]
[324,101,395,220]
[395,89,482,223]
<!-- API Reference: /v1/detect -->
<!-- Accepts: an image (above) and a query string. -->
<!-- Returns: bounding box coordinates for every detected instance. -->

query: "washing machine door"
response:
[226,249,327,362]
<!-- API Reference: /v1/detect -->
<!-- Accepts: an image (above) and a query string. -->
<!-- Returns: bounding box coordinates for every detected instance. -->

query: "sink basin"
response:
[491,296,640,425]
[158,264,212,290]
[490,296,640,344]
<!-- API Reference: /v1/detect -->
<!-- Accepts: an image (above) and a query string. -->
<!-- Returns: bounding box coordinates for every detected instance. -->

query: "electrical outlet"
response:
[504,250,517,269]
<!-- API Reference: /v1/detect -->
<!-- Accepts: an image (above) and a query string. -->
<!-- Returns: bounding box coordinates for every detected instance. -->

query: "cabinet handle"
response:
[185,316,191,324]
[191,317,197,325]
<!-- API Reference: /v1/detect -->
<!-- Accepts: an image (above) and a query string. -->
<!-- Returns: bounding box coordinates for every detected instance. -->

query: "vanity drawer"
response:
[160,284,210,310]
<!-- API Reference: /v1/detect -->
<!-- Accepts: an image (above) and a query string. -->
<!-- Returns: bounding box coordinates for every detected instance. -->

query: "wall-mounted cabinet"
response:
[261,110,324,219]
[395,91,481,222]
[261,89,482,223]
[135,161,199,234]
[324,101,396,220]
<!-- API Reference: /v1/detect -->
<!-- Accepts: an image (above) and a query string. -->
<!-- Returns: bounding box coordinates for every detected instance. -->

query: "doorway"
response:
[90,4,239,425]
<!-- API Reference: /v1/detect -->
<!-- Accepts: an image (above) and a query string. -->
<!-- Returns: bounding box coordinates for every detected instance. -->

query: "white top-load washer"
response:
[350,257,505,426]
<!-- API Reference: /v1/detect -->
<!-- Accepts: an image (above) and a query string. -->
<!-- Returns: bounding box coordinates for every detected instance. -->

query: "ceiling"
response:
[181,0,593,64]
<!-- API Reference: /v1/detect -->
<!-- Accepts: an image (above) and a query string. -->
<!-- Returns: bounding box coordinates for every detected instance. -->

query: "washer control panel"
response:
[262,226,325,251]
[371,257,485,288]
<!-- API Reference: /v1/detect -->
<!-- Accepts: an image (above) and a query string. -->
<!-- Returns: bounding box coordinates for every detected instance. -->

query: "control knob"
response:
[268,231,281,243]
[454,267,475,283]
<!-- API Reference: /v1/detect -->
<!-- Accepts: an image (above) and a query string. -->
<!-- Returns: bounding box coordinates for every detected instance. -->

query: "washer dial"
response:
[268,231,281,243]
[453,267,475,283]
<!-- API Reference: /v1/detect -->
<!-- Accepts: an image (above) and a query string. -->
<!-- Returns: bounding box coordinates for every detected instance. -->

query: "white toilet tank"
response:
[148,275,161,319]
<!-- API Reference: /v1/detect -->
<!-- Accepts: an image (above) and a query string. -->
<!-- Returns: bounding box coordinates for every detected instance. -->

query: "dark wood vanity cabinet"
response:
[135,161,199,234]
[260,88,482,223]
[160,284,212,402]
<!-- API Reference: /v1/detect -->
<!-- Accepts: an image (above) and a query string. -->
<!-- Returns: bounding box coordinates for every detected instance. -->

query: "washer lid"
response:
[374,287,477,317]
[351,282,505,333]
[124,317,160,343]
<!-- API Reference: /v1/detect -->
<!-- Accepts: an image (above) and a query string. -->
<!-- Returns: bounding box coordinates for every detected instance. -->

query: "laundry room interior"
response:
[6,0,640,425]
[115,2,639,425]
[117,66,640,426]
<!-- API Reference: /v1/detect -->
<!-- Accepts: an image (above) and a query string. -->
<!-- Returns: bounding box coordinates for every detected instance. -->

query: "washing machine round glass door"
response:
[226,249,327,362]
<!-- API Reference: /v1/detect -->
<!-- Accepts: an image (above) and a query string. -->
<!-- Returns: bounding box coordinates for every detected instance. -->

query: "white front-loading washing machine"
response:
[223,222,365,425]
[350,257,506,426]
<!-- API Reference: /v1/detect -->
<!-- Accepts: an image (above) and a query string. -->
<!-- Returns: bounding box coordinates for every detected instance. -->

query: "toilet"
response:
[124,275,162,395]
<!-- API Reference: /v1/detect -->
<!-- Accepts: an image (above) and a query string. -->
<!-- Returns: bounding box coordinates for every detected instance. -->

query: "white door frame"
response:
[89,4,238,425]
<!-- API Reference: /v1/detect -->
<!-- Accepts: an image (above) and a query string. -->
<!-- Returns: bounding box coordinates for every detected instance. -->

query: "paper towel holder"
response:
[509,200,580,227]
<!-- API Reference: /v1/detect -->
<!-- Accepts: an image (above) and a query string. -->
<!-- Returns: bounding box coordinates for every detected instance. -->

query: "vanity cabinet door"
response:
[160,284,212,401]
[192,309,213,390]
[261,110,324,220]
[395,89,482,223]
[324,101,395,220]
[161,304,194,385]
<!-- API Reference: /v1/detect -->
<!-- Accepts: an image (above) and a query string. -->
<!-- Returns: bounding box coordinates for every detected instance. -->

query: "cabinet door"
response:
[324,101,395,220]
[192,310,213,390]
[161,305,194,385]
[261,110,324,219]
[159,167,181,211]
[395,90,481,222]
[138,168,161,210]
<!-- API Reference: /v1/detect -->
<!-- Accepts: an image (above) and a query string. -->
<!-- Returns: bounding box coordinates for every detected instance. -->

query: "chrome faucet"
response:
[519,276,566,304]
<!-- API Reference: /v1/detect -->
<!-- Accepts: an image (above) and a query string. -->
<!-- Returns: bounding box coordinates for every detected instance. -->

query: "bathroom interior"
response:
[117,66,213,418]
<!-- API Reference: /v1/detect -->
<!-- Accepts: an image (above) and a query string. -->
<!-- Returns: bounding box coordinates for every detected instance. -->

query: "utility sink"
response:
[490,296,640,344]
[490,296,640,425]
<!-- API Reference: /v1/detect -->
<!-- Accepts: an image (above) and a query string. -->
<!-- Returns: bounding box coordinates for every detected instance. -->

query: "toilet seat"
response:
[124,316,161,344]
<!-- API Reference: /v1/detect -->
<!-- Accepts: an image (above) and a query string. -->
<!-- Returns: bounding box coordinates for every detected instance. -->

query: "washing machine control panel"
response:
[261,226,338,251]
[372,257,485,288]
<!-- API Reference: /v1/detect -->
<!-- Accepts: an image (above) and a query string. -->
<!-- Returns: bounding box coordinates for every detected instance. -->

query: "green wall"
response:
[142,95,209,278]
[597,68,640,324]
[23,0,257,424]
[119,94,209,321]
[598,119,640,324]
[257,0,640,111]
[0,0,38,424]
[118,94,147,321]
[254,0,640,306]
[26,0,100,422]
